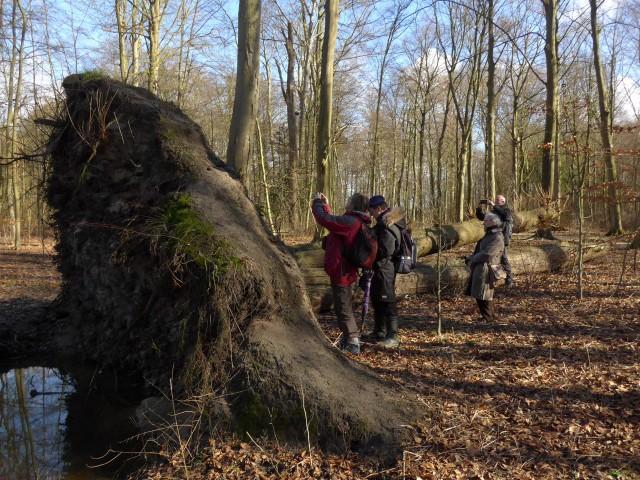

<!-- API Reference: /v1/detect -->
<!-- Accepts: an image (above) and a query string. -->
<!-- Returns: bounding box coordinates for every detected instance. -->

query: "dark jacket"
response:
[476,204,514,245]
[465,228,505,301]
[311,199,371,287]
[371,208,405,303]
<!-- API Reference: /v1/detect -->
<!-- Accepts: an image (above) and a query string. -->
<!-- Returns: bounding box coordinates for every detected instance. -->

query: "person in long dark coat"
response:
[476,194,514,286]
[465,212,505,321]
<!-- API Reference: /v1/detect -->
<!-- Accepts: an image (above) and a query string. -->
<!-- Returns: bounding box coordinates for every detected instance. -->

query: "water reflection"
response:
[0,365,139,480]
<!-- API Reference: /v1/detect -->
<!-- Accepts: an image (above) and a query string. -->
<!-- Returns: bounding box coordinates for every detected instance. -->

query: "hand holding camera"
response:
[312,192,327,204]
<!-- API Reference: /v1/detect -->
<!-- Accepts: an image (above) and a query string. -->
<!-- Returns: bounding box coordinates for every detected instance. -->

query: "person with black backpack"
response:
[311,192,372,355]
[366,195,409,348]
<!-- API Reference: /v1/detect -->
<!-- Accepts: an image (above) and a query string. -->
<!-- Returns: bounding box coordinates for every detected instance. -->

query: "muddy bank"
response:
[0,246,63,357]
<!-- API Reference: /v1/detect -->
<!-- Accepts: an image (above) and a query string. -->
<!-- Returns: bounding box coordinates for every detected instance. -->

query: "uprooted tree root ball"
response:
[46,74,420,454]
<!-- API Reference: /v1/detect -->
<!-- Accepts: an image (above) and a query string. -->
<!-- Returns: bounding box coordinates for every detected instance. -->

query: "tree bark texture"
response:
[589,0,623,234]
[147,0,164,94]
[486,0,496,200]
[541,0,558,194]
[316,0,339,198]
[115,0,129,83]
[284,21,300,227]
[226,0,262,181]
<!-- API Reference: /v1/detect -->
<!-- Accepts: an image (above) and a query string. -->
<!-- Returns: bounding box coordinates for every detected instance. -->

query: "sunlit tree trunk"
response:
[115,0,129,82]
[147,0,165,94]
[131,0,141,86]
[485,0,496,200]
[5,0,27,249]
[227,0,262,181]
[284,21,300,227]
[315,0,339,198]
[589,0,623,234]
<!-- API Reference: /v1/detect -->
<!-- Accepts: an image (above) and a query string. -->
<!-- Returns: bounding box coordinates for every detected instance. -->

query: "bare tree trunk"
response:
[131,0,141,86]
[512,95,519,195]
[147,0,165,94]
[5,0,27,249]
[115,0,129,82]
[227,0,262,181]
[284,21,300,228]
[541,0,558,194]
[589,0,624,234]
[256,118,276,236]
[485,0,496,200]
[176,0,187,106]
[315,0,339,198]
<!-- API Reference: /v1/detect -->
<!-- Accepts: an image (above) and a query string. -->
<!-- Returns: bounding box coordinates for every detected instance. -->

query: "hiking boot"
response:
[343,341,361,354]
[339,336,361,354]
[378,336,399,349]
[364,330,386,341]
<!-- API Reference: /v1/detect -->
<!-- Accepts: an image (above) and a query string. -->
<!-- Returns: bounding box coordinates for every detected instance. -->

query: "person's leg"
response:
[476,298,492,321]
[371,300,386,340]
[486,300,496,321]
[380,302,399,347]
[502,245,513,286]
[331,284,360,352]
[385,302,398,338]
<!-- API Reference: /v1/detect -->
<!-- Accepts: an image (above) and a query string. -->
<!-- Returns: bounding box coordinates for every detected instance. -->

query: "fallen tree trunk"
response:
[413,207,560,257]
[46,75,418,452]
[297,241,607,312]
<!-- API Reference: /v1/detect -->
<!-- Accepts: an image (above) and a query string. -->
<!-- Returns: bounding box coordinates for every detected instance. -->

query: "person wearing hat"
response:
[367,195,406,348]
[476,194,514,287]
[465,212,505,321]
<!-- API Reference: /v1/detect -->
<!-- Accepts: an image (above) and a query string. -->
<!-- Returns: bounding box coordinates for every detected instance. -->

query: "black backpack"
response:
[392,225,417,274]
[344,221,378,270]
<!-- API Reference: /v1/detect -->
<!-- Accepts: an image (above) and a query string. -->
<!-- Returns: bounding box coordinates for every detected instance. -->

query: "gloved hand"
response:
[311,192,327,204]
[358,271,371,291]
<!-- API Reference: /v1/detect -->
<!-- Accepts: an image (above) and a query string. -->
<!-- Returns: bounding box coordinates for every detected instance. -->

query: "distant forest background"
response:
[1,0,639,247]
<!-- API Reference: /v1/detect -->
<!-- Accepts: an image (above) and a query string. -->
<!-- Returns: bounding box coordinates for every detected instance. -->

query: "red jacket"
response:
[311,199,371,286]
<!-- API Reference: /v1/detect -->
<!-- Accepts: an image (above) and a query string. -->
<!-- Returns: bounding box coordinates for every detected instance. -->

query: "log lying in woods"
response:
[296,241,607,312]
[46,75,418,452]
[413,207,560,257]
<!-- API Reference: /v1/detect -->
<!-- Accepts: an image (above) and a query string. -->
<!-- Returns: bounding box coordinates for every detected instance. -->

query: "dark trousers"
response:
[372,300,398,338]
[331,284,359,338]
[476,299,495,321]
[502,245,512,281]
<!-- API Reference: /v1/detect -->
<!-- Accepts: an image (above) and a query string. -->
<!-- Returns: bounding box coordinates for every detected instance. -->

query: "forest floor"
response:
[1,239,639,479]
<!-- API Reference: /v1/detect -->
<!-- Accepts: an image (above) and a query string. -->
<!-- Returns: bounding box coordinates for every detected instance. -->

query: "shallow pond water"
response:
[0,364,141,479]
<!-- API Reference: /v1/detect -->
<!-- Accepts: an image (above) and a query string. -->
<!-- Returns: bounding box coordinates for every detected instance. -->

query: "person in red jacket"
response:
[311,192,370,354]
